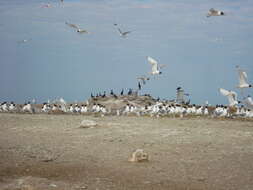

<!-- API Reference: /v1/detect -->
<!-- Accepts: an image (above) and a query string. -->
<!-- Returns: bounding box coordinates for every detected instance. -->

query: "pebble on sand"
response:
[128,149,149,162]
[80,119,97,128]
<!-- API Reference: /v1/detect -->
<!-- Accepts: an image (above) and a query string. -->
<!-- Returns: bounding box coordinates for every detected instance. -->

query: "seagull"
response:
[18,39,32,44]
[236,66,252,97]
[219,88,240,106]
[65,22,90,34]
[207,8,225,17]
[236,66,252,89]
[117,28,131,38]
[147,56,165,76]
[137,75,150,85]
[243,95,253,110]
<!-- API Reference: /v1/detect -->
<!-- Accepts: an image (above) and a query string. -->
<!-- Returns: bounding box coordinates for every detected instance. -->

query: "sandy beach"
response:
[0,113,253,190]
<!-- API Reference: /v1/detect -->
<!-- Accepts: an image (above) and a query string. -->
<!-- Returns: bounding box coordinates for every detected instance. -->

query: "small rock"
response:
[49,183,57,187]
[80,119,97,128]
[128,149,149,162]
[21,185,34,190]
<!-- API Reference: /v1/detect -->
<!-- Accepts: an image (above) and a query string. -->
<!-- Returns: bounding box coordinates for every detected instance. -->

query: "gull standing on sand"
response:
[65,22,90,34]
[147,56,165,76]
[219,88,240,107]
[207,8,225,17]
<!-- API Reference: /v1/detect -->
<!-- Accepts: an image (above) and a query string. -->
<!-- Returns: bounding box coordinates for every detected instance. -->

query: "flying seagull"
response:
[117,28,131,38]
[17,39,32,44]
[219,88,240,107]
[137,75,150,85]
[236,66,252,97]
[65,22,90,34]
[147,56,166,76]
[207,8,225,17]
[41,3,52,8]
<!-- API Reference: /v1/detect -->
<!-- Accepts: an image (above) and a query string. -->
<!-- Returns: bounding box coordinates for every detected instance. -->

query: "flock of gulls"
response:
[5,2,253,119]
[0,64,253,118]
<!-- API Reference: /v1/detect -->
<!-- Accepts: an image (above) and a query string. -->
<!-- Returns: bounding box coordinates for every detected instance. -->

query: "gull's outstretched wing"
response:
[147,56,158,65]
[152,64,158,73]
[238,69,248,86]
[219,88,230,96]
[159,64,166,69]
[65,22,79,29]
[117,28,123,34]
[244,96,253,109]
[78,29,89,34]
[123,31,131,35]
[209,8,217,14]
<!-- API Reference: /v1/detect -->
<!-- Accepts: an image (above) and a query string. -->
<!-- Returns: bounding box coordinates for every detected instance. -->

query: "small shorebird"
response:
[207,8,225,17]
[65,22,90,34]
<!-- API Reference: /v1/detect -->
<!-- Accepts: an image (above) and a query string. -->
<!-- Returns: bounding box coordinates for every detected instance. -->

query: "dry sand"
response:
[0,113,253,190]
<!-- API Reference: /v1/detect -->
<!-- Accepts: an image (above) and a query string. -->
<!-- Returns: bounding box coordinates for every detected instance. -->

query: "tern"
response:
[219,88,240,106]
[207,8,225,17]
[236,66,252,89]
[65,22,90,34]
[18,39,32,44]
[117,28,131,38]
[236,66,252,97]
[147,56,165,76]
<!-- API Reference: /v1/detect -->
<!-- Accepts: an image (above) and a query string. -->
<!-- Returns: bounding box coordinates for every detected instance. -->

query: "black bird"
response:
[110,89,114,95]
[120,89,124,96]
[138,82,141,90]
[91,93,94,98]
[128,88,132,95]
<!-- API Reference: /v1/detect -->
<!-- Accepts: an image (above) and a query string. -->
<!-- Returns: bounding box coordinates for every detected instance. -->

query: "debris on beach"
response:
[128,149,149,162]
[80,119,97,128]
